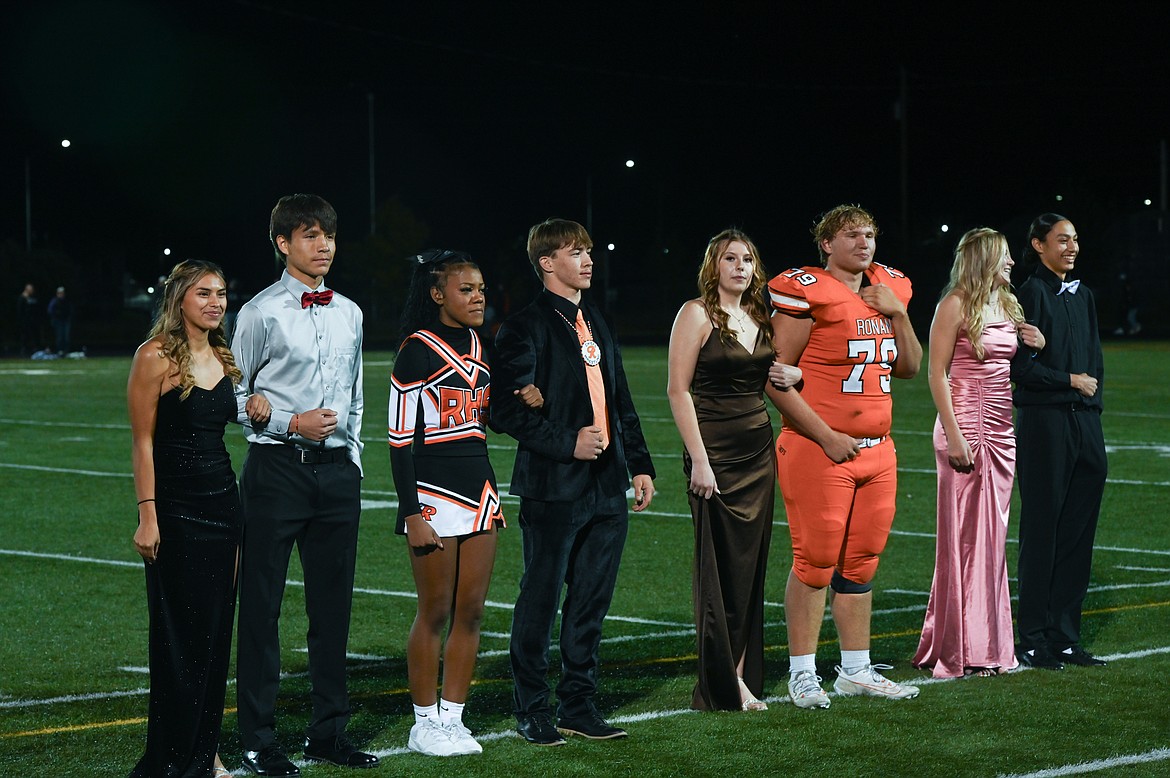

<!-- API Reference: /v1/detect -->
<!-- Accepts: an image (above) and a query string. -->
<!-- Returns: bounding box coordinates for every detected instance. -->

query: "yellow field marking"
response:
[2,709,237,739]
[1084,599,1170,615]
[4,601,1168,739]
[4,716,148,738]
[624,601,1170,668]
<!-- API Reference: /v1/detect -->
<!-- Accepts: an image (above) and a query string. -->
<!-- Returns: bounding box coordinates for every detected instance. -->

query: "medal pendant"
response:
[581,339,601,366]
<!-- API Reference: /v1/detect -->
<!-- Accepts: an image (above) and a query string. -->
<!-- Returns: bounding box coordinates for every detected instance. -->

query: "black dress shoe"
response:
[1059,645,1107,666]
[303,735,380,768]
[557,712,628,740]
[242,747,300,776]
[1017,646,1064,670]
[516,712,566,746]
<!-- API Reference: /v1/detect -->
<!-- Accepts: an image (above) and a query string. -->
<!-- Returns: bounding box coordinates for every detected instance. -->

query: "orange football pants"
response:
[776,430,897,589]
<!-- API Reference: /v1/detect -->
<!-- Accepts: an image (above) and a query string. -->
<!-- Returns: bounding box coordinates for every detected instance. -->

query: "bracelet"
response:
[292,414,300,435]
[137,498,156,505]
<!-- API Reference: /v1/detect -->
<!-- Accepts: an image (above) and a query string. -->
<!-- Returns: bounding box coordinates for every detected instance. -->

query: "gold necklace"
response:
[725,306,750,330]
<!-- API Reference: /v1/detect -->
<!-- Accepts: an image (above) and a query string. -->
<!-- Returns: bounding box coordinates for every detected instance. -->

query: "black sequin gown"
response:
[130,376,240,778]
[685,330,775,711]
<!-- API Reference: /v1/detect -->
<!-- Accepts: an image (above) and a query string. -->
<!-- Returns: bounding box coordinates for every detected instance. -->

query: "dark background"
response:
[5,0,1169,350]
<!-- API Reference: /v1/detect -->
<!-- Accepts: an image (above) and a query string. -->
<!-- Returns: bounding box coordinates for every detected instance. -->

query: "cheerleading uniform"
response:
[388,323,503,537]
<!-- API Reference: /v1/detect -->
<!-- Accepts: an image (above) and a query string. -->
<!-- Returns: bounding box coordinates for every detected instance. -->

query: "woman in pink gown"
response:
[913,228,1045,678]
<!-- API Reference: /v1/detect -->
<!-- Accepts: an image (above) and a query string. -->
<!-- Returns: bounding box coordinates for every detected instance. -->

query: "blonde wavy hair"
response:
[149,259,241,400]
[942,228,1024,360]
[812,204,878,266]
[697,229,773,350]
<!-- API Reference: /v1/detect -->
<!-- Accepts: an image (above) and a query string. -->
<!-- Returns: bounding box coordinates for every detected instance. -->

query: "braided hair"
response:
[397,249,478,346]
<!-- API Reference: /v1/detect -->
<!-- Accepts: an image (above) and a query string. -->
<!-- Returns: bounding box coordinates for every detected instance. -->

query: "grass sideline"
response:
[1,341,1168,777]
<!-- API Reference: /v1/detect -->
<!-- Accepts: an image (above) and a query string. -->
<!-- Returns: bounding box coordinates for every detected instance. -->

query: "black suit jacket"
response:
[1010,264,1104,411]
[492,290,655,502]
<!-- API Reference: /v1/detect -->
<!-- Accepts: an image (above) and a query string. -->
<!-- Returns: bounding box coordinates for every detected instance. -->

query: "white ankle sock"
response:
[414,703,438,726]
[840,649,870,674]
[789,654,817,676]
[439,698,465,726]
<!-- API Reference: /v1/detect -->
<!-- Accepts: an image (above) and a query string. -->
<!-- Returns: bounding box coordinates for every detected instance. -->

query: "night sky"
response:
[6,1,1170,343]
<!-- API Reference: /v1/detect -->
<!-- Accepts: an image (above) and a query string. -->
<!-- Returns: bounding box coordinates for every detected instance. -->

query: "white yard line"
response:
[3,571,1169,737]
[998,747,1170,778]
[3,415,1167,491]
[0,418,129,429]
[209,661,1170,768]
[0,463,132,478]
[6,541,1170,708]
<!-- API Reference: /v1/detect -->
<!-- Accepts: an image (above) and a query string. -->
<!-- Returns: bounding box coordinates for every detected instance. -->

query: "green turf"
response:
[2,343,1169,777]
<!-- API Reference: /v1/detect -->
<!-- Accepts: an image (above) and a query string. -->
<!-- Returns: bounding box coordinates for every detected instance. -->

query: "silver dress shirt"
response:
[232,270,365,474]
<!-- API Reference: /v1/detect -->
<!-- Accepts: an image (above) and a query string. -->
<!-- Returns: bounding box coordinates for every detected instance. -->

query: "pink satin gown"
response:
[913,321,1020,677]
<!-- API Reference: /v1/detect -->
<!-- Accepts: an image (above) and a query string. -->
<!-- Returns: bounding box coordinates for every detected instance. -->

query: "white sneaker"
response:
[408,718,461,756]
[788,670,831,709]
[443,721,484,755]
[833,663,920,700]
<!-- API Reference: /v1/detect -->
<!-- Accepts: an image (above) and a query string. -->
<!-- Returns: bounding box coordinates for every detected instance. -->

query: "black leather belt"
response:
[1025,403,1098,413]
[256,443,348,464]
[295,447,347,464]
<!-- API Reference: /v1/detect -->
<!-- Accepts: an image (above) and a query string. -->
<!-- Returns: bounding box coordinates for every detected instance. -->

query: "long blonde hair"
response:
[697,229,773,349]
[942,228,1024,360]
[149,259,241,399]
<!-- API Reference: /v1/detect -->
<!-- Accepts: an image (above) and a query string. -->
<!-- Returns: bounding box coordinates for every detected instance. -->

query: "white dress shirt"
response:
[232,270,365,474]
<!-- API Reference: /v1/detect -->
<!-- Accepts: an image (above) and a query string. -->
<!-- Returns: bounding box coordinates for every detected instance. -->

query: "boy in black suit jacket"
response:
[492,218,656,746]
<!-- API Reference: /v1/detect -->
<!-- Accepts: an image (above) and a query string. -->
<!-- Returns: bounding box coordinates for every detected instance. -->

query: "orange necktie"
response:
[574,309,610,450]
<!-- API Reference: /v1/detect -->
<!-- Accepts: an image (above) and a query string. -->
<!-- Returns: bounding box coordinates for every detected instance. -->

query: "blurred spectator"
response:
[223,277,243,340]
[1114,272,1141,336]
[47,286,74,354]
[17,283,41,356]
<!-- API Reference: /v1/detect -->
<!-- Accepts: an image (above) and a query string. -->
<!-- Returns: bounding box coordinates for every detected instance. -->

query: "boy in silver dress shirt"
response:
[232,194,377,775]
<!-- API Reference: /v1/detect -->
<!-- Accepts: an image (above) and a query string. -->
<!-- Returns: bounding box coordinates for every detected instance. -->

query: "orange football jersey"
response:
[768,262,913,438]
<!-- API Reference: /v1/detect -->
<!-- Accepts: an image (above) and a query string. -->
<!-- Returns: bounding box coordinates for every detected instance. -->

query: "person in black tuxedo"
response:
[1011,214,1108,671]
[492,218,656,746]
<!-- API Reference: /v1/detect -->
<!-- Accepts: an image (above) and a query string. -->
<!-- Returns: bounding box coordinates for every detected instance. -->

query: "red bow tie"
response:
[301,289,334,308]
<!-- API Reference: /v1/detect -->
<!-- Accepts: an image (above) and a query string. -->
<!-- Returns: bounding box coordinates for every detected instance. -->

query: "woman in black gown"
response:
[127,260,270,778]
[667,230,802,711]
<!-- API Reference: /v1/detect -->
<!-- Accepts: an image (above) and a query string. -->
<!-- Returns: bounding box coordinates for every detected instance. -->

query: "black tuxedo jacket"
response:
[491,290,655,502]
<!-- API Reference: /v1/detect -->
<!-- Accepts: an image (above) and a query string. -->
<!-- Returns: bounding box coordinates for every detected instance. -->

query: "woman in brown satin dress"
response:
[667,230,801,711]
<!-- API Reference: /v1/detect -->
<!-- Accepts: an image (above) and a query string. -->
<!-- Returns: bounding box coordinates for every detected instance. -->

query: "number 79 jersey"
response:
[768,263,914,439]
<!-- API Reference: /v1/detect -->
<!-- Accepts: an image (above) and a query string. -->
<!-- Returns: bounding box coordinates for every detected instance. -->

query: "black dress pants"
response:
[1015,405,1107,652]
[236,444,362,750]
[510,482,628,720]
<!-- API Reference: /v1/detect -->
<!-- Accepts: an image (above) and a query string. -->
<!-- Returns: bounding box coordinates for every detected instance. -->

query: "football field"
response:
[2,342,1168,777]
